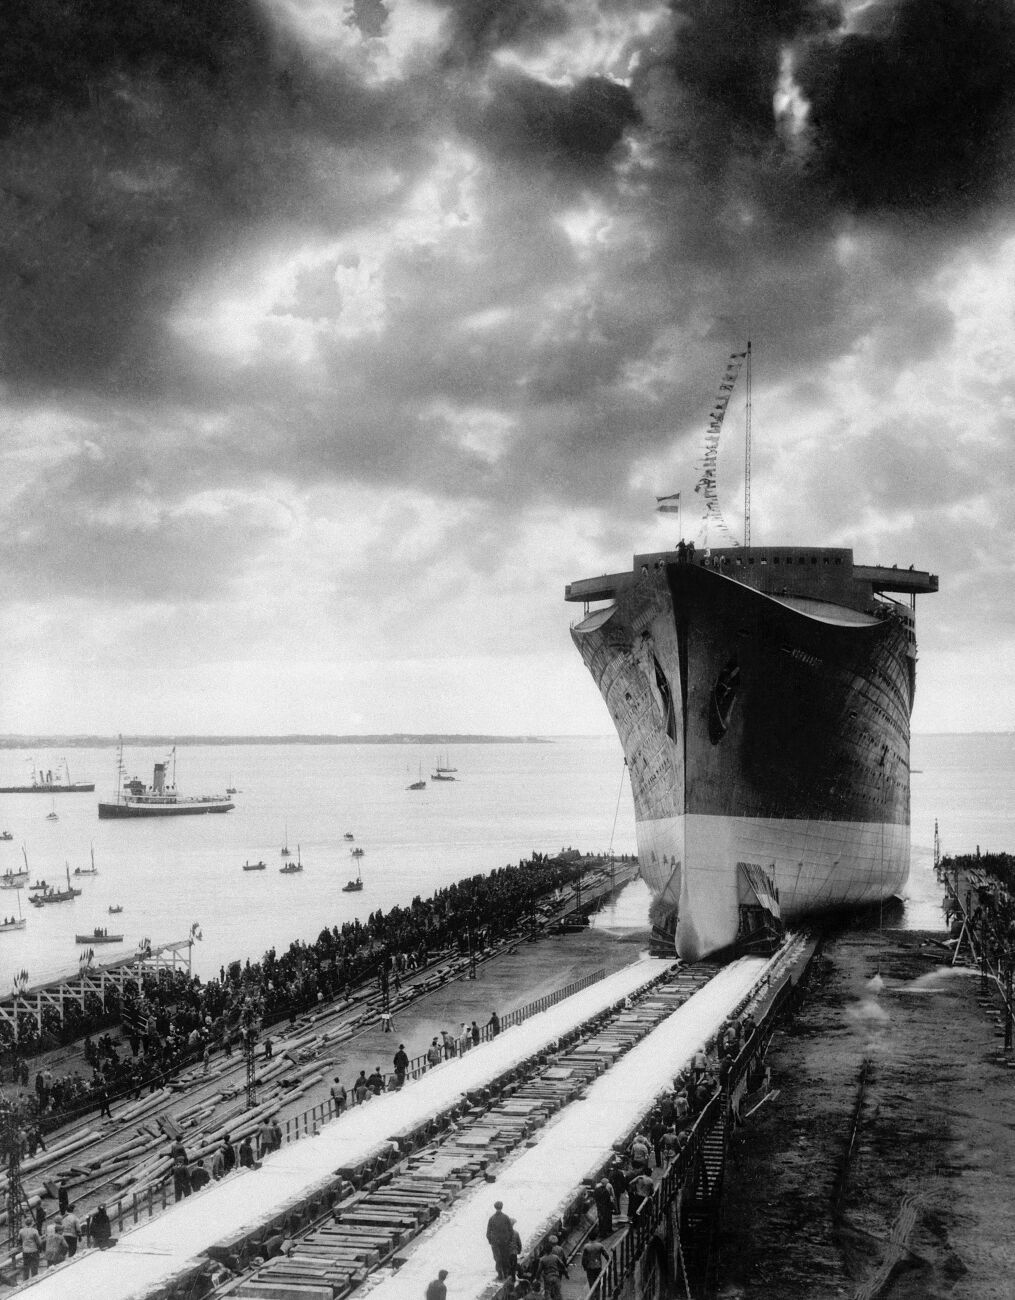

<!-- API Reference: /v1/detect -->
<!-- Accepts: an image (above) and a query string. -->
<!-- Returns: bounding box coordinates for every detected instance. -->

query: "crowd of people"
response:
[5,851,614,1129]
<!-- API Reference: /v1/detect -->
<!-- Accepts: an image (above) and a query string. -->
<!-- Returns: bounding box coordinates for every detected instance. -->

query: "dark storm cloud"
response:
[798,0,1015,214]
[666,0,832,146]
[0,0,423,389]
[657,0,1015,219]
[468,71,640,172]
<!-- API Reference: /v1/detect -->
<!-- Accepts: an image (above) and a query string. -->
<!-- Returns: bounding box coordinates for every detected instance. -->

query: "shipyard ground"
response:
[12,877,1015,1300]
[718,921,1015,1300]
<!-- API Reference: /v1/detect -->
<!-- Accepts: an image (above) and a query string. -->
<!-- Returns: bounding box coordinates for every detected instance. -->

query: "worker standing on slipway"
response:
[537,1237,570,1300]
[486,1200,515,1278]
[425,1269,449,1300]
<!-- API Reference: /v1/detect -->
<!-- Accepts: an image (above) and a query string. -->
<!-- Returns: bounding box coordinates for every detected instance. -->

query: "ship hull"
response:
[98,800,234,819]
[571,554,922,960]
[0,784,95,794]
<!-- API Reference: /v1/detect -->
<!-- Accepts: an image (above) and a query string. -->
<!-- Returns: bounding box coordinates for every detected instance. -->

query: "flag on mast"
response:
[655,492,681,514]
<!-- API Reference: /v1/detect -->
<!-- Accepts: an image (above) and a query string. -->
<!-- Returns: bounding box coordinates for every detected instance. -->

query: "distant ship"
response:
[567,544,938,960]
[98,742,234,819]
[0,759,94,794]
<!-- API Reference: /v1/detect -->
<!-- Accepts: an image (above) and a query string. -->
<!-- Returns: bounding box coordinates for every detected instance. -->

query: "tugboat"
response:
[98,740,234,818]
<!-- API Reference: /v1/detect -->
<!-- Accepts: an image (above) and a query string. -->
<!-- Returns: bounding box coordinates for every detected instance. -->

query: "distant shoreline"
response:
[0,733,558,749]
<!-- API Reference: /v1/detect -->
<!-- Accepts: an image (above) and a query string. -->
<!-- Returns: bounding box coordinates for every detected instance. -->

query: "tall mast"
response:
[744,339,752,547]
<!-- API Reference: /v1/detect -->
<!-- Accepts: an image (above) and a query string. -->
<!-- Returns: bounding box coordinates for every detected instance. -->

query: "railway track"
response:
[209,961,723,1299]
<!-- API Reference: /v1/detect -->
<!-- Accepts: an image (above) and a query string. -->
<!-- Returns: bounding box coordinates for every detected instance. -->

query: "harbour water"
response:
[0,732,1010,988]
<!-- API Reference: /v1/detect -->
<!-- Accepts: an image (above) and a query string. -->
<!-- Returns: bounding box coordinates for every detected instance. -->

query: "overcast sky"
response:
[2,0,1013,736]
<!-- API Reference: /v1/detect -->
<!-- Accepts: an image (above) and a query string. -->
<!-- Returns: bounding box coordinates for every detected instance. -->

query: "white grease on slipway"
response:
[25,956,680,1300]
[369,957,767,1300]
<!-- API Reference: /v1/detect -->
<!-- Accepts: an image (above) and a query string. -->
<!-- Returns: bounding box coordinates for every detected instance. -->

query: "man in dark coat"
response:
[593,1178,615,1237]
[486,1200,514,1278]
[425,1268,449,1300]
[172,1156,191,1202]
[88,1204,112,1249]
[393,1044,410,1085]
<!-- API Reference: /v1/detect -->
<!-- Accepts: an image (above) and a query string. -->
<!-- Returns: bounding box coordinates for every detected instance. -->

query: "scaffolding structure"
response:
[0,1095,30,1252]
[0,938,196,1043]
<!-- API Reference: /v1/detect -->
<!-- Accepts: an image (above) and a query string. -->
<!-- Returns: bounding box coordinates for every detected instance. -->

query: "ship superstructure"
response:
[566,545,937,960]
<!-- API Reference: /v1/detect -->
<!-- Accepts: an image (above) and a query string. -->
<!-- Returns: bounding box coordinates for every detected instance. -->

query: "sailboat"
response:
[46,799,58,821]
[32,865,82,906]
[342,859,363,892]
[74,846,99,877]
[281,821,291,857]
[407,763,426,791]
[1,847,29,890]
[431,751,456,782]
[0,892,25,932]
[436,751,458,775]
[280,844,304,874]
